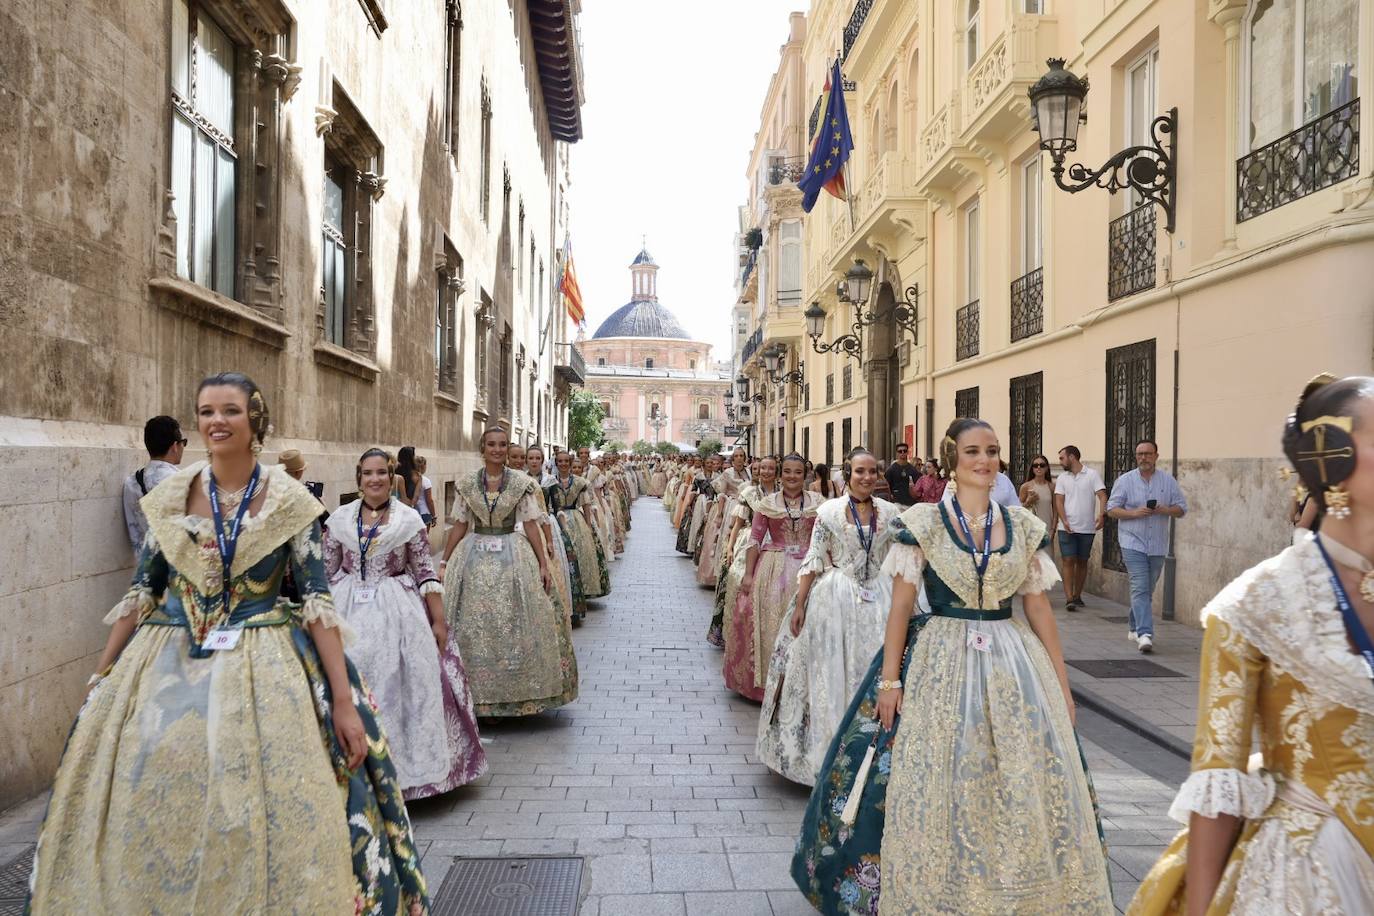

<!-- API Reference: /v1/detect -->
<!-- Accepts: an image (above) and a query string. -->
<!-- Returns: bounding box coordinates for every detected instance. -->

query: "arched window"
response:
[906,51,920,150]
[965,0,981,70]
[597,357,606,366]
[1244,0,1358,152]
[645,357,654,369]
[885,82,900,152]
[650,401,661,418]
[600,400,612,416]
[689,358,697,369]
[698,402,710,420]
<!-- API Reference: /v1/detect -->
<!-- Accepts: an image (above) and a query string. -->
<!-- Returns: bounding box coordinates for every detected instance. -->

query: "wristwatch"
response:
[876,679,903,691]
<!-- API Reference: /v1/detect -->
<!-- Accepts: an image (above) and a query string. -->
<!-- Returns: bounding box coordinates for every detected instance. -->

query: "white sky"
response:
[568,0,805,363]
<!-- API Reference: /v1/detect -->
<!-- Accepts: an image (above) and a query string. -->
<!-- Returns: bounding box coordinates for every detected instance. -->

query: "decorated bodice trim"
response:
[458,468,538,528]
[890,502,1049,610]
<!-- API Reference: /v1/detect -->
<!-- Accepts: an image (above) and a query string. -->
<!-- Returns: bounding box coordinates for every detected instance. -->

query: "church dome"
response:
[592,300,691,340]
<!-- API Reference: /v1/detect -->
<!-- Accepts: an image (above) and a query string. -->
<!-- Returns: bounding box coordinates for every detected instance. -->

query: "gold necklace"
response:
[1319,532,1374,604]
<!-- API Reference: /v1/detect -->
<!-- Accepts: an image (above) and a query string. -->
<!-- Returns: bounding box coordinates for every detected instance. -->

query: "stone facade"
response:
[752,0,1373,624]
[0,0,585,806]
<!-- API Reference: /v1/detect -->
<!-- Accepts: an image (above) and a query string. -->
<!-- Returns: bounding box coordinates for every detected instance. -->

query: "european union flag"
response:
[798,59,854,213]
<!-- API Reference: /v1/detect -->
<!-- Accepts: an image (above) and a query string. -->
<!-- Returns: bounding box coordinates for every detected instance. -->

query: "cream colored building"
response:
[582,250,732,449]
[766,0,1373,620]
[0,0,585,806]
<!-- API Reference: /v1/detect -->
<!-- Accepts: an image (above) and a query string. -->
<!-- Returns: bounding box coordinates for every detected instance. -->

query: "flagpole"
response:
[837,53,857,235]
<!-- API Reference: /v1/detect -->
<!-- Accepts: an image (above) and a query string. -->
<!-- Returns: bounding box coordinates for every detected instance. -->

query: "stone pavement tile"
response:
[594,894,687,916]
[652,836,726,855]
[1110,844,1169,881]
[500,838,577,855]
[728,852,797,891]
[683,891,774,915]
[652,853,735,893]
[423,838,504,858]
[767,890,816,914]
[588,854,653,895]
[579,837,652,856]
[722,835,796,854]
[626,824,698,839]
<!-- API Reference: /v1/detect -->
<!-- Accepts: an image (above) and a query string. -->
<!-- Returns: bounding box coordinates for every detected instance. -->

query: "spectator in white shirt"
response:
[121,416,185,549]
[1052,445,1107,611]
[415,455,437,529]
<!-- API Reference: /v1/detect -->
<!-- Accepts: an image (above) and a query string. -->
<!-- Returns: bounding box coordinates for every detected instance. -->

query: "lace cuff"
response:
[1016,549,1063,596]
[515,492,543,524]
[419,579,444,597]
[299,594,358,646]
[881,542,926,586]
[1167,767,1275,824]
[799,551,828,577]
[103,587,156,625]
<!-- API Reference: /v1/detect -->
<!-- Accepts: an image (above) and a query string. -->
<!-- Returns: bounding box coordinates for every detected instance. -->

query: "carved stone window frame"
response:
[474,288,495,420]
[315,79,385,370]
[154,0,301,346]
[434,232,464,401]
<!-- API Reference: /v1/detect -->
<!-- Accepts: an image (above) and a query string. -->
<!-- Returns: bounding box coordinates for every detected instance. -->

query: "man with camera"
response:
[1106,439,1187,654]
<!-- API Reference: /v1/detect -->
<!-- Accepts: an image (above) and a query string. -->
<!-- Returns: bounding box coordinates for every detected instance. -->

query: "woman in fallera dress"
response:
[1129,375,1374,915]
[711,457,776,649]
[758,450,896,784]
[792,418,1110,915]
[441,427,578,717]
[547,449,610,607]
[725,455,816,699]
[325,449,487,799]
[28,373,427,915]
[697,450,751,587]
[526,444,581,624]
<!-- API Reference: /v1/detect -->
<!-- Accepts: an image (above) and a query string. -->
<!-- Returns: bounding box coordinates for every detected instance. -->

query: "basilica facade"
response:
[580,250,732,449]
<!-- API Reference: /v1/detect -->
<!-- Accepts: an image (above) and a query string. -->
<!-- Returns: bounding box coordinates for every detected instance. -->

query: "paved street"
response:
[0,495,1187,913]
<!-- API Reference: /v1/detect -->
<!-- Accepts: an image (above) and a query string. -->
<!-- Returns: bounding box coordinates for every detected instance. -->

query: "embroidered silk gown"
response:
[725,490,820,700]
[792,501,1111,915]
[697,469,748,587]
[547,474,610,601]
[325,498,487,799]
[710,483,772,649]
[442,470,578,717]
[1128,532,1374,915]
[28,463,427,915]
[758,496,898,784]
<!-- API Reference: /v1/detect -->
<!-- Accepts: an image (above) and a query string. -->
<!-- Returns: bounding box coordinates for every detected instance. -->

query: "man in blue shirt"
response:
[1106,439,1187,653]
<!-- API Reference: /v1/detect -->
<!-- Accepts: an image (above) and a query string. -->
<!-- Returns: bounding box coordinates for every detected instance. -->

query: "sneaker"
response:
[1065,598,1079,612]
[1137,634,1154,654]
[1129,629,1137,642]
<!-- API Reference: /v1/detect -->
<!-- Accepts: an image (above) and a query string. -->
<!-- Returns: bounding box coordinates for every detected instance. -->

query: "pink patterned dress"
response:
[325,498,487,799]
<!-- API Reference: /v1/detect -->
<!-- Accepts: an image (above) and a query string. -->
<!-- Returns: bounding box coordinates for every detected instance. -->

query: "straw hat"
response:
[277,448,306,473]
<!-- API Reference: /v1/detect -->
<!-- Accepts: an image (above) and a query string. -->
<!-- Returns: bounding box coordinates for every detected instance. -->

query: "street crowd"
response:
[21,369,1374,915]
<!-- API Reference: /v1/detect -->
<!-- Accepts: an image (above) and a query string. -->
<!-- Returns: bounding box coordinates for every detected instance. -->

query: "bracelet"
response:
[877,679,902,691]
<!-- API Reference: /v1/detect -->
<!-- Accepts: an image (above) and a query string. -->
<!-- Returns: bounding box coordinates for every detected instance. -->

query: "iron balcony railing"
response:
[1107,204,1157,301]
[768,157,806,186]
[1237,97,1360,222]
[741,327,763,364]
[842,0,874,60]
[956,300,980,361]
[740,248,758,286]
[1010,267,1044,342]
[554,344,585,386]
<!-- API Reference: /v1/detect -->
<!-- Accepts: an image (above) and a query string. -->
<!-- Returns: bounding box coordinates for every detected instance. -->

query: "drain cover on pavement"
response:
[0,845,35,915]
[431,857,583,916]
[1066,659,1184,678]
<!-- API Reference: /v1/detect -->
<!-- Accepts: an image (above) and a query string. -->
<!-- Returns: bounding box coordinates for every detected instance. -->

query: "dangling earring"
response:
[1326,484,1352,520]
[947,476,958,496]
[251,440,264,457]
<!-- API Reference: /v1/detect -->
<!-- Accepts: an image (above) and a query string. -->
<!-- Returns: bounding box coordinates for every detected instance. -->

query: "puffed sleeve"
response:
[1016,550,1063,596]
[881,542,926,588]
[515,483,543,524]
[450,492,470,524]
[103,531,169,624]
[733,500,753,522]
[1166,613,1272,823]
[404,526,443,597]
[323,526,344,581]
[799,518,832,577]
[290,520,357,645]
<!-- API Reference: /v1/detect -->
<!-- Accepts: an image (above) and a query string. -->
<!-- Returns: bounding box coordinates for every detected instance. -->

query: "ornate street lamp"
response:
[832,258,919,347]
[765,343,805,388]
[805,301,862,363]
[737,373,766,405]
[841,258,873,307]
[1028,57,1177,233]
[647,403,667,445]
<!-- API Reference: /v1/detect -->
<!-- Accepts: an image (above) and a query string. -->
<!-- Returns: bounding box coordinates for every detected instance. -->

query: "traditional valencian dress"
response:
[710,482,773,649]
[758,496,898,784]
[1128,531,1374,915]
[547,473,610,602]
[28,462,427,914]
[443,469,578,717]
[531,482,581,623]
[697,468,748,587]
[723,489,817,698]
[792,499,1111,915]
[325,497,487,799]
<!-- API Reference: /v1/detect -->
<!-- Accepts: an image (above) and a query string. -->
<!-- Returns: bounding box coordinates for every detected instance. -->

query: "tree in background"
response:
[568,390,606,451]
[631,439,654,456]
[654,441,681,456]
[696,437,723,459]
[604,440,626,454]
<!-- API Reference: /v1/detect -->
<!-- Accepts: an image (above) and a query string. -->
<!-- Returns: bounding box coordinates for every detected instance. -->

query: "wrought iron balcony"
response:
[1237,98,1359,222]
[1107,204,1156,301]
[768,157,806,186]
[956,301,980,361]
[842,0,874,60]
[554,344,585,386]
[1010,267,1043,342]
[740,327,763,364]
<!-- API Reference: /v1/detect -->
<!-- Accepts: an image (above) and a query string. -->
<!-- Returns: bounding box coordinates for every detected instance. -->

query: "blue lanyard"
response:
[848,497,878,582]
[481,469,507,516]
[356,503,384,582]
[950,495,994,605]
[1314,536,1374,681]
[207,464,261,619]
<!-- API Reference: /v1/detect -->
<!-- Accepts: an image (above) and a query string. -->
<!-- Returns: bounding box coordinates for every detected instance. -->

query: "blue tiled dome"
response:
[592,300,691,340]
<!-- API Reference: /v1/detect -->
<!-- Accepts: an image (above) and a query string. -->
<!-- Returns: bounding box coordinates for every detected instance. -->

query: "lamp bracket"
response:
[1049,108,1177,233]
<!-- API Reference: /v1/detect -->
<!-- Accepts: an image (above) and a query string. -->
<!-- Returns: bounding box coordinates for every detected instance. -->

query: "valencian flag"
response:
[560,235,585,323]
[798,58,854,213]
